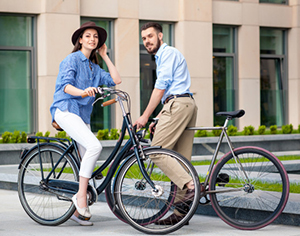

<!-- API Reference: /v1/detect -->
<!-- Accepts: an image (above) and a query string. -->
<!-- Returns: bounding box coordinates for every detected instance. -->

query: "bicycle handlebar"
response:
[102,98,117,107]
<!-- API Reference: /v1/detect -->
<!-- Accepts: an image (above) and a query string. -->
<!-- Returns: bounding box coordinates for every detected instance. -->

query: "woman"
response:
[50,21,121,226]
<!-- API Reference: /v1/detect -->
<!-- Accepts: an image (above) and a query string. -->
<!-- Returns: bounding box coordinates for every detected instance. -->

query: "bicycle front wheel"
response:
[114,148,200,235]
[18,145,79,225]
[209,146,289,230]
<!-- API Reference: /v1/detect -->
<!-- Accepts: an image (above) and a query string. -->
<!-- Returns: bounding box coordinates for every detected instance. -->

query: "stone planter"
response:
[192,133,300,159]
[1,134,300,165]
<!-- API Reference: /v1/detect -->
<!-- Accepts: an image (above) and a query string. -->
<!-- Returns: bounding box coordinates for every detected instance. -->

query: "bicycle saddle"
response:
[216,109,245,119]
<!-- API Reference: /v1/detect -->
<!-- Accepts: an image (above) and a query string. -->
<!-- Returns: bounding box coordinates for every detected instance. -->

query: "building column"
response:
[288,2,300,127]
[37,0,80,134]
[176,0,213,126]
[238,25,260,129]
[114,1,140,129]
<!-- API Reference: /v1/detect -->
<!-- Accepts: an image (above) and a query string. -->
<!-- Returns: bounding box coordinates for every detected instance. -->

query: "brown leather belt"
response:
[163,93,193,104]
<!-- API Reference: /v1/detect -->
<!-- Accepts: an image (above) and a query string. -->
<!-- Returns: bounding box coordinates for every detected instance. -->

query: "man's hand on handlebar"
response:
[149,122,156,134]
[133,115,148,130]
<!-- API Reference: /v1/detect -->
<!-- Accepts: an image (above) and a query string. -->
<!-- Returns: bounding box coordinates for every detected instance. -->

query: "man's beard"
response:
[145,38,161,55]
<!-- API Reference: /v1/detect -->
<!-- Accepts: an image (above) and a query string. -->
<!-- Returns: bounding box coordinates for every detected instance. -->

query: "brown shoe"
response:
[154,213,189,225]
[174,188,195,206]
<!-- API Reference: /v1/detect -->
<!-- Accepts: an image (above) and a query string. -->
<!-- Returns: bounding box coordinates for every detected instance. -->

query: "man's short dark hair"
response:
[140,22,162,33]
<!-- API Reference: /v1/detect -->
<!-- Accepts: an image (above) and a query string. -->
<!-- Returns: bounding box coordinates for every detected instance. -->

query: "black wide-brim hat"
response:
[71,21,107,49]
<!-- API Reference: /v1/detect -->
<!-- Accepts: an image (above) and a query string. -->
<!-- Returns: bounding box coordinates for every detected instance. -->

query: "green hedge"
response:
[1,124,300,143]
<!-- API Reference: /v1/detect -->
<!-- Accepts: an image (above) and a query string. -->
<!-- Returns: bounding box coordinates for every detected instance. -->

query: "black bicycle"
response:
[17,87,201,235]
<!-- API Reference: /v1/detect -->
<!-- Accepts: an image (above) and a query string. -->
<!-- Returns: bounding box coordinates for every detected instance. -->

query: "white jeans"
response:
[54,109,102,178]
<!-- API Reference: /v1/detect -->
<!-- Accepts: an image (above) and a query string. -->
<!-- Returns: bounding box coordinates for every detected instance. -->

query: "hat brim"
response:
[71,26,107,49]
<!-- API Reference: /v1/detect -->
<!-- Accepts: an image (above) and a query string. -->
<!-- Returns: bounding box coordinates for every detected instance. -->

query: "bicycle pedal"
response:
[216,173,229,186]
[199,195,211,205]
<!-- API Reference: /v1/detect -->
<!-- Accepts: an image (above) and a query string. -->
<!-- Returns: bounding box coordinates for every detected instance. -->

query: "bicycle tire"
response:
[105,161,127,223]
[105,162,177,224]
[114,148,200,235]
[209,146,289,230]
[18,144,79,226]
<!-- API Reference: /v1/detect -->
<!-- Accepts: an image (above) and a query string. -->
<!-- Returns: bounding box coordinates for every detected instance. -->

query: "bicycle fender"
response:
[18,142,76,169]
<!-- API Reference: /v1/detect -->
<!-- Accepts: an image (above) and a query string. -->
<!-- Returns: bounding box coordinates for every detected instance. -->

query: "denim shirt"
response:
[50,50,116,124]
[154,43,192,104]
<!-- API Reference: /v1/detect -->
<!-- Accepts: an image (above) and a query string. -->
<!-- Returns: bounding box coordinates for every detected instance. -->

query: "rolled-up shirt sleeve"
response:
[154,49,178,91]
[98,67,116,87]
[58,57,77,92]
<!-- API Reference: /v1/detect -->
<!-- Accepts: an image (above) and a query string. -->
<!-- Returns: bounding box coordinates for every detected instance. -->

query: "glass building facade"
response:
[0,14,36,133]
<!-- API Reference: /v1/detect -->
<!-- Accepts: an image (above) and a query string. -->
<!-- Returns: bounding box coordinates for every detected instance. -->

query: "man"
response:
[134,22,198,225]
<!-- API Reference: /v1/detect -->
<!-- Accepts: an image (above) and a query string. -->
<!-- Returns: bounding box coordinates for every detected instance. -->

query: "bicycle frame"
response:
[187,115,250,193]
[19,89,157,199]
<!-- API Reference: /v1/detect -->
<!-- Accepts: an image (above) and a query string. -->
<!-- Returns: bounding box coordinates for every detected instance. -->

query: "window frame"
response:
[80,17,115,130]
[260,27,288,127]
[212,24,238,126]
[139,21,175,117]
[0,13,37,133]
[259,0,288,5]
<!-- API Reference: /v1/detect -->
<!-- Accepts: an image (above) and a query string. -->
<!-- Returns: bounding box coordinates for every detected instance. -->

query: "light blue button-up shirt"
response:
[154,43,192,104]
[50,50,116,124]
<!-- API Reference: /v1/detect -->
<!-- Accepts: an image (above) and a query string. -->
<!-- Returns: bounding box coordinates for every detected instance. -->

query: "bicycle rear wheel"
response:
[209,146,289,230]
[114,148,200,234]
[18,145,79,225]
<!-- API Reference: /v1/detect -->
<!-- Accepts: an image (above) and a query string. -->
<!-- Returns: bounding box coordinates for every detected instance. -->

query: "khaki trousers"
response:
[150,96,198,190]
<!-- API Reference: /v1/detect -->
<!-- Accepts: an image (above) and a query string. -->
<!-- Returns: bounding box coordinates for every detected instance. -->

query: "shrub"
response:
[282,124,293,134]
[2,131,12,143]
[109,128,120,140]
[36,132,43,137]
[258,125,266,135]
[44,131,50,137]
[11,131,21,143]
[55,131,68,139]
[243,125,254,135]
[195,130,207,137]
[298,124,300,133]
[212,126,222,137]
[97,129,109,140]
[21,132,27,143]
[270,125,277,134]
[227,125,237,136]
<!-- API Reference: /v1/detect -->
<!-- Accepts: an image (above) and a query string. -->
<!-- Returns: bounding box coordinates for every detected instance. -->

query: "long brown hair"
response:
[71,31,99,64]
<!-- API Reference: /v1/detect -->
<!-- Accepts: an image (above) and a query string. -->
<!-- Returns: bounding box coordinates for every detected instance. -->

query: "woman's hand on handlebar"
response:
[82,87,98,97]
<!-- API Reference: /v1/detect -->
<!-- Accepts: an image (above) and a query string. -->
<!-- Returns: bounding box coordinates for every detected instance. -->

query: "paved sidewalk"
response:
[2,159,300,225]
[1,189,300,236]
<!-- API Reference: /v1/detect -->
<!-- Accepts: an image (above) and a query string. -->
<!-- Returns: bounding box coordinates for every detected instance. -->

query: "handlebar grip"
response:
[102,98,117,107]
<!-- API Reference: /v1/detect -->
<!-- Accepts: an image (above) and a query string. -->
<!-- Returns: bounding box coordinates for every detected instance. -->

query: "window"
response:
[213,25,237,126]
[139,21,174,117]
[81,18,113,132]
[260,0,288,4]
[260,28,287,127]
[0,14,36,134]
